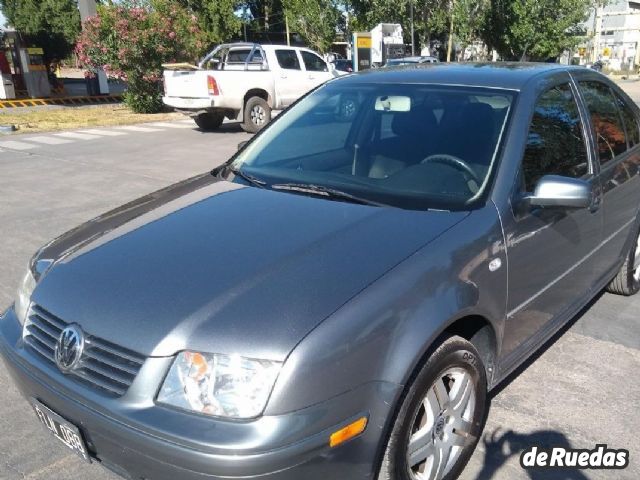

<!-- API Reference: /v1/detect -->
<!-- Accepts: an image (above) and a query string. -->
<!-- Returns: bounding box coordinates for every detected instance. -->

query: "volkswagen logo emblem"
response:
[55,325,84,372]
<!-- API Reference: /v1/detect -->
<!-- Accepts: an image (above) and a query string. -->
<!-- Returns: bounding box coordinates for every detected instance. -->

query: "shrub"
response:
[76,0,207,113]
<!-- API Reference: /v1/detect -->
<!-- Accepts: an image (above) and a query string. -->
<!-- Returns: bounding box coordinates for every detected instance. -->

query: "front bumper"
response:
[0,307,399,480]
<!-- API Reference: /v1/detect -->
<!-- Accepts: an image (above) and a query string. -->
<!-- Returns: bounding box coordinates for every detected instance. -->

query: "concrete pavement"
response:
[0,103,638,480]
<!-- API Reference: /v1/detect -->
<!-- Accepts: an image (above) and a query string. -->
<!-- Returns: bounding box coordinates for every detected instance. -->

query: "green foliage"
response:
[452,0,488,52]
[284,0,340,52]
[0,0,81,62]
[483,0,592,61]
[76,0,208,113]
[174,0,242,43]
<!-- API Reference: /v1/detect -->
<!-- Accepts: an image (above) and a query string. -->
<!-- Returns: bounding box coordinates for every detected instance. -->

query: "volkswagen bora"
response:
[2,63,640,480]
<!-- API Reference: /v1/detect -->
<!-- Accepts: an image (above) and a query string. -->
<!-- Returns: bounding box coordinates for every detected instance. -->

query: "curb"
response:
[0,95,124,109]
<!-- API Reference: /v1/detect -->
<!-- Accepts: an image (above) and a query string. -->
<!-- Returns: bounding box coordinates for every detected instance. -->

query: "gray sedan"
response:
[2,63,640,480]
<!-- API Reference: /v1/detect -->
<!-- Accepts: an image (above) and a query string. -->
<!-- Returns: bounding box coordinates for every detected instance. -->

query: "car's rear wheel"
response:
[606,225,640,296]
[194,111,224,131]
[242,96,271,133]
[378,336,487,480]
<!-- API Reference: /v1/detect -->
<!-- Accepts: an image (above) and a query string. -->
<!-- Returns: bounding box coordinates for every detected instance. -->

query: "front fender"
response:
[265,204,507,416]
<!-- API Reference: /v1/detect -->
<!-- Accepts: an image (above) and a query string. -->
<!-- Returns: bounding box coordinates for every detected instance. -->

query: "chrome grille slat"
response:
[83,348,140,375]
[30,317,60,340]
[74,369,127,396]
[31,306,66,330]
[85,338,144,366]
[25,324,56,350]
[81,357,134,386]
[24,335,55,360]
[23,305,145,397]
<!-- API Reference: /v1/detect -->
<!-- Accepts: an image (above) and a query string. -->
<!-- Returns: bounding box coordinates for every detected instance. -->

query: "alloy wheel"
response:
[406,368,476,480]
[251,105,267,126]
[634,231,640,282]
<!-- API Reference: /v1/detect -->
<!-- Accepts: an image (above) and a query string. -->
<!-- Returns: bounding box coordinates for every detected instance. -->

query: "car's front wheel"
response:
[378,335,487,480]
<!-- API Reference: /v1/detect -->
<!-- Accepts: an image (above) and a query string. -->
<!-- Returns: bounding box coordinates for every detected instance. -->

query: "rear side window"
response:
[579,81,627,163]
[301,51,327,72]
[275,50,301,70]
[521,83,589,192]
[615,92,640,147]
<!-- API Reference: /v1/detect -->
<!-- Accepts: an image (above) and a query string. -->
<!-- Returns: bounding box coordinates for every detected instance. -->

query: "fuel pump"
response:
[352,33,372,72]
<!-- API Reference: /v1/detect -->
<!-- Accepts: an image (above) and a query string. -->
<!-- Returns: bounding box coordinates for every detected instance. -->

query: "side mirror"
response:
[524,175,591,209]
[237,140,248,151]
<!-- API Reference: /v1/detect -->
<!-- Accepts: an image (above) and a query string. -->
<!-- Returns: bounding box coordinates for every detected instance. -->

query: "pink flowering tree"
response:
[76,0,207,113]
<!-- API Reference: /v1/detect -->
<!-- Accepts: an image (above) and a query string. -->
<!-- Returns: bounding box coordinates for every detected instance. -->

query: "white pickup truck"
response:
[162,43,340,133]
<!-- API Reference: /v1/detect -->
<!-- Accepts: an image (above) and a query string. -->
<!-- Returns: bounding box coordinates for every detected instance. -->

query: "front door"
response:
[300,50,333,92]
[500,80,603,365]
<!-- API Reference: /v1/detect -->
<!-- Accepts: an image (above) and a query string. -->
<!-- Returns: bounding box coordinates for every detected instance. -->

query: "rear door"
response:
[500,78,603,362]
[573,75,640,278]
[273,48,307,107]
[299,50,333,91]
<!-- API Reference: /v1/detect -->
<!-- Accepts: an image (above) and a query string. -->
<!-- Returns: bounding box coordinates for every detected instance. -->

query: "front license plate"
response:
[30,399,91,463]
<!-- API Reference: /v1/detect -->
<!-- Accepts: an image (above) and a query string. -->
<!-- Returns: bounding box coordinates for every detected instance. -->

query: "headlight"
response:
[157,351,282,419]
[15,268,36,325]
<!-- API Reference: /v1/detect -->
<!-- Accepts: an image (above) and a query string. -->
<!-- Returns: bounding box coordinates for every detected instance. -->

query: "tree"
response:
[483,0,592,61]
[174,0,242,44]
[0,0,81,63]
[283,0,340,52]
[76,0,208,113]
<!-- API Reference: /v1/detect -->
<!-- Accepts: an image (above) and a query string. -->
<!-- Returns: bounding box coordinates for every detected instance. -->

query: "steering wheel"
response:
[421,154,481,185]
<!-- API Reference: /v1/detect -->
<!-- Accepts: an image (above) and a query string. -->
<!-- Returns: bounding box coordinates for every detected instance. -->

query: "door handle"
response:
[280,74,288,79]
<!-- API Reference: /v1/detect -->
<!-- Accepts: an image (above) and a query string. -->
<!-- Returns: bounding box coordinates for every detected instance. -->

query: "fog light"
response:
[329,416,368,448]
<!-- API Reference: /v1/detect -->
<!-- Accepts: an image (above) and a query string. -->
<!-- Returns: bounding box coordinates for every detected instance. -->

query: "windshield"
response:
[230,82,514,210]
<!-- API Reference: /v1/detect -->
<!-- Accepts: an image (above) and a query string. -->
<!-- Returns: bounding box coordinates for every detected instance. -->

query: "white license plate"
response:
[31,399,91,463]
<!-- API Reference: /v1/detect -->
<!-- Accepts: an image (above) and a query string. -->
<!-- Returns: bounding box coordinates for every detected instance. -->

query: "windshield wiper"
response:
[271,183,385,207]
[227,166,266,188]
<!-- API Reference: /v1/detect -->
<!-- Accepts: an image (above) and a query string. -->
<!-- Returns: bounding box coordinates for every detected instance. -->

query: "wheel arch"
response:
[243,88,272,108]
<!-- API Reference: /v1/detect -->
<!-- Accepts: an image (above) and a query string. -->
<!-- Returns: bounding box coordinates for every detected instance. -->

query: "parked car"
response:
[3,63,640,480]
[384,56,439,67]
[162,43,340,133]
[332,58,354,73]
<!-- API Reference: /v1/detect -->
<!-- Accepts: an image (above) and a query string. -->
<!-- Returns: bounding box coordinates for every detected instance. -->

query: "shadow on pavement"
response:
[475,428,590,480]
[195,121,246,134]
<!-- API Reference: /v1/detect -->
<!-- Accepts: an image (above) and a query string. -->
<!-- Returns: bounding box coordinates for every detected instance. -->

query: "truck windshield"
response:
[230,83,514,210]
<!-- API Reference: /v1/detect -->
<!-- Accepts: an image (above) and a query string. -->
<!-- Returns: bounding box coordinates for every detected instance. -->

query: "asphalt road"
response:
[0,93,639,480]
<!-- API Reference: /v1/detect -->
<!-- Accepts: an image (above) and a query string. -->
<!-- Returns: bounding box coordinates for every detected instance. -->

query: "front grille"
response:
[23,305,145,397]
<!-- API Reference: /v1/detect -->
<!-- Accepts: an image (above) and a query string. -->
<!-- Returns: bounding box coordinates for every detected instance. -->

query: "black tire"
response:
[606,226,640,296]
[378,335,487,480]
[242,96,271,133]
[194,111,224,131]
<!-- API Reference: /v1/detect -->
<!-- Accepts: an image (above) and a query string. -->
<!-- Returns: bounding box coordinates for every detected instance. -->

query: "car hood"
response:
[33,175,468,360]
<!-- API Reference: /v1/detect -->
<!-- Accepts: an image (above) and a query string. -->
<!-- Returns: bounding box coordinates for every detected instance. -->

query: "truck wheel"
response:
[194,112,224,131]
[242,97,271,133]
[377,335,487,480]
[606,225,640,296]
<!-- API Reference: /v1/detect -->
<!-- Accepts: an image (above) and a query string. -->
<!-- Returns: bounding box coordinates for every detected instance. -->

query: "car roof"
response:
[336,62,583,91]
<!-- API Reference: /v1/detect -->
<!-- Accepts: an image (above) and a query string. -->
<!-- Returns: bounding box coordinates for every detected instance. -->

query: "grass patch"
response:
[0,104,183,134]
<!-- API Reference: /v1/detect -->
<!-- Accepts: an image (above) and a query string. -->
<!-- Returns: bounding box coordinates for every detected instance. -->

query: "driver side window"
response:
[521,83,589,192]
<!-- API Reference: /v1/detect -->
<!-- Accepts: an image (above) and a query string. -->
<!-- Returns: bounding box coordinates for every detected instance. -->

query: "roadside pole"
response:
[410,0,415,56]
[78,0,109,95]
